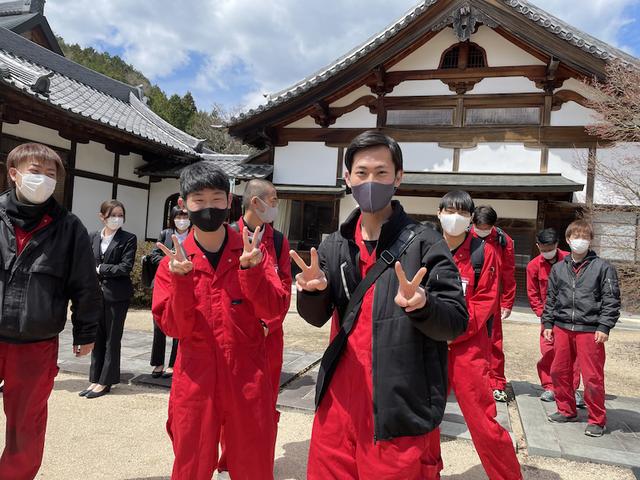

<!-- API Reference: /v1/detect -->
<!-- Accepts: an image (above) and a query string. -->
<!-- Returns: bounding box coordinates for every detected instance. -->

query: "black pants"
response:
[150,319,178,368]
[90,300,129,385]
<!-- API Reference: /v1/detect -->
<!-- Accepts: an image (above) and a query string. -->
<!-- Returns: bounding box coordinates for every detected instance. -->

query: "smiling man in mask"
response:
[152,162,289,479]
[0,143,102,479]
[291,131,468,479]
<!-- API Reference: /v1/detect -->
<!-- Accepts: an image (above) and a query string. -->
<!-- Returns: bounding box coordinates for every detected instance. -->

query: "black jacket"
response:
[542,251,620,335]
[297,202,468,441]
[90,228,137,303]
[0,191,102,344]
[149,228,181,268]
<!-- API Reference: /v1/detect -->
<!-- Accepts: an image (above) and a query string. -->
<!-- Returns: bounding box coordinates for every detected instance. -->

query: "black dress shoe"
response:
[86,386,111,399]
[151,370,163,378]
[78,388,93,397]
[162,370,173,379]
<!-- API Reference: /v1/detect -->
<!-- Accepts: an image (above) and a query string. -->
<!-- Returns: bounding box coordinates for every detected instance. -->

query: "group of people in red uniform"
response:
[0,132,620,480]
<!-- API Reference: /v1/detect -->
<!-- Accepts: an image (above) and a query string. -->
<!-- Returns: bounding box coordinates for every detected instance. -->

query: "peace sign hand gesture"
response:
[239,226,264,268]
[156,235,193,276]
[290,248,328,292]
[394,262,428,312]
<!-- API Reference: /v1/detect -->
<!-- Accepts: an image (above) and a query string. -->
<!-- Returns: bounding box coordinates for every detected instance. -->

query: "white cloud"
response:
[45,0,639,110]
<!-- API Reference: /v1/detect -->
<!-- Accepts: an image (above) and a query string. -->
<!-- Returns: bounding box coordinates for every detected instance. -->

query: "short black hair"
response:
[537,228,559,245]
[344,130,403,173]
[179,161,230,199]
[473,205,498,226]
[169,206,188,229]
[439,190,475,214]
[242,179,275,210]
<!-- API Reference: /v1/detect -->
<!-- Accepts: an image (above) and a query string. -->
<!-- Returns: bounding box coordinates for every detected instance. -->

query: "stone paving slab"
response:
[277,365,515,448]
[513,381,640,469]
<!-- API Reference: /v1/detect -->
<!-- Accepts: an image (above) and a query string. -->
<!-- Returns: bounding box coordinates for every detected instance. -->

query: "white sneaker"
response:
[493,389,508,402]
[217,472,231,480]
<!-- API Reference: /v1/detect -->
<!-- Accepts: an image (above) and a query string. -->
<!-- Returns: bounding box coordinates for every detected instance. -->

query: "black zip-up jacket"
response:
[542,251,620,335]
[297,202,468,441]
[0,191,102,344]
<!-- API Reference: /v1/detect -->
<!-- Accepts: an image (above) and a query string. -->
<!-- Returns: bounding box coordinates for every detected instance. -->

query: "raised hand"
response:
[394,262,428,312]
[290,248,328,292]
[156,234,193,275]
[239,226,263,268]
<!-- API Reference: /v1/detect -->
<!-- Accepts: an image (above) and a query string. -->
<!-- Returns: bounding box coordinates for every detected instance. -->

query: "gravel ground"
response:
[1,304,638,479]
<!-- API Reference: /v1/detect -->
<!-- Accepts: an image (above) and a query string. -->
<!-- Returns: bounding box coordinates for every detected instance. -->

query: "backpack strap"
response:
[273,229,284,261]
[229,221,240,233]
[470,236,486,287]
[495,227,507,249]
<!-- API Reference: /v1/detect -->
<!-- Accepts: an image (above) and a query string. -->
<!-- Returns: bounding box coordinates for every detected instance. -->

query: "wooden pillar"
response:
[336,147,344,181]
[63,141,77,210]
[112,152,120,199]
[455,97,464,127]
[540,94,553,173]
[452,148,461,172]
[586,147,597,210]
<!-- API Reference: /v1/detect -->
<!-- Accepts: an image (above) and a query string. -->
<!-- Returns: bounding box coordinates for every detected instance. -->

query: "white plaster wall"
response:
[595,143,640,206]
[274,143,337,186]
[331,106,378,129]
[283,116,321,128]
[471,26,545,66]
[339,194,537,223]
[329,85,373,108]
[117,185,148,241]
[547,148,588,203]
[118,153,148,182]
[556,78,599,100]
[146,178,180,240]
[550,101,601,126]
[459,144,541,173]
[2,121,71,149]
[387,80,454,97]
[71,177,113,234]
[75,141,115,176]
[469,77,542,94]
[400,143,453,172]
[389,28,458,71]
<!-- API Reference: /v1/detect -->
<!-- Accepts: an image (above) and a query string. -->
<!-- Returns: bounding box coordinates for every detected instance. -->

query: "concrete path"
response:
[513,381,640,469]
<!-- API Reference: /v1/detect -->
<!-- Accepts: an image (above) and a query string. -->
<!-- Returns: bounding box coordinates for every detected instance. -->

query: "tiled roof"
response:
[0,0,36,16]
[400,172,584,192]
[0,27,205,155]
[135,159,273,181]
[0,12,37,30]
[230,0,639,126]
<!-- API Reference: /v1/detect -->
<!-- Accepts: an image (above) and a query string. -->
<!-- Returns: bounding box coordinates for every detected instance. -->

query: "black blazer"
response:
[90,228,137,303]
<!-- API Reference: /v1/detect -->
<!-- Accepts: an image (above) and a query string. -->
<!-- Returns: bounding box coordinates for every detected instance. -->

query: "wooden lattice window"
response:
[439,42,487,69]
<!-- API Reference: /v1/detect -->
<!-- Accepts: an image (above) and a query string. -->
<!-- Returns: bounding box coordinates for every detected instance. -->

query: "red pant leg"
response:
[222,347,275,480]
[266,328,284,404]
[168,354,220,480]
[0,339,58,480]
[489,311,507,390]
[574,332,606,426]
[550,327,578,417]
[537,324,555,391]
[450,334,522,480]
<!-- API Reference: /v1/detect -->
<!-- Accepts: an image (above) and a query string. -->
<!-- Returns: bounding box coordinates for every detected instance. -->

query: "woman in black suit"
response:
[80,199,137,399]
[147,206,190,378]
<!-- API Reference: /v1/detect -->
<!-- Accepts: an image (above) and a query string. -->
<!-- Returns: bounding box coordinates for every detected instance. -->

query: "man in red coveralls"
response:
[0,143,102,480]
[471,205,516,402]
[152,162,289,480]
[426,191,522,480]
[526,227,582,405]
[218,179,292,477]
[292,131,468,479]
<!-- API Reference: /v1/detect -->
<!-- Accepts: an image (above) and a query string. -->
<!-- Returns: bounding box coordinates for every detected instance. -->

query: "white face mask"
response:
[106,216,124,231]
[16,172,57,204]
[541,249,557,260]
[256,197,278,224]
[569,239,590,255]
[174,219,191,231]
[439,213,471,237]
[475,227,493,238]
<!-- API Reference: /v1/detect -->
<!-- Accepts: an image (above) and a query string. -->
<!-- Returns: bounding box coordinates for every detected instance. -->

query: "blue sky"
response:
[45,0,640,115]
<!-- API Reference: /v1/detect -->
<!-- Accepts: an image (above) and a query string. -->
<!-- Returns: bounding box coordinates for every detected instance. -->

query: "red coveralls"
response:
[472,227,516,391]
[307,216,440,480]
[526,250,580,392]
[0,215,60,480]
[426,234,522,480]
[152,227,289,480]
[218,218,292,471]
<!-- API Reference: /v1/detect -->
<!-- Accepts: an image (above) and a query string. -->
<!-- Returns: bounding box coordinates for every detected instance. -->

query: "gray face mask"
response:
[351,181,396,213]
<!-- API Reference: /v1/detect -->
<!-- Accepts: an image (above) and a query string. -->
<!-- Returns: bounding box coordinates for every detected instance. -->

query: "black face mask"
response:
[188,207,228,232]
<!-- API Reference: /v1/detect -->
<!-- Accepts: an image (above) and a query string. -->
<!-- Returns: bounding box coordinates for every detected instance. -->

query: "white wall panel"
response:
[118,153,148,182]
[283,116,321,128]
[146,178,180,240]
[71,177,113,234]
[387,80,454,97]
[469,77,541,94]
[547,148,587,203]
[550,101,601,126]
[400,143,453,172]
[116,185,148,241]
[459,144,541,173]
[329,85,373,108]
[331,107,377,129]
[76,141,115,176]
[471,26,545,66]
[3,121,71,149]
[389,29,458,71]
[274,143,337,186]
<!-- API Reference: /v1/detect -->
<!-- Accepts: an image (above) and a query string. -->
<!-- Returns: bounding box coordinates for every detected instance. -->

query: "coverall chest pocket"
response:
[225,282,262,345]
[24,260,66,335]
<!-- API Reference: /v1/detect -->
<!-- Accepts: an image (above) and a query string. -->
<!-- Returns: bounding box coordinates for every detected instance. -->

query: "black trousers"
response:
[150,319,178,368]
[89,300,129,385]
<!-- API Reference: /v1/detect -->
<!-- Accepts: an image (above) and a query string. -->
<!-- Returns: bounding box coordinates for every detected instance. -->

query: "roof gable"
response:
[229,0,639,138]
